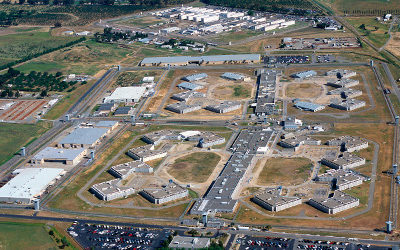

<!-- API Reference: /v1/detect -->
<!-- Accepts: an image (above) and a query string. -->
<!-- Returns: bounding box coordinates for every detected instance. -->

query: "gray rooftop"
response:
[59,127,109,146]
[32,147,86,161]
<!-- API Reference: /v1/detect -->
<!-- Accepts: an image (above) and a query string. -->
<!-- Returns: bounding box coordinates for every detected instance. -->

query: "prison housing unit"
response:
[191,128,274,214]
[31,147,87,165]
[294,101,325,112]
[103,86,147,104]
[205,101,241,113]
[327,136,368,152]
[57,127,110,148]
[141,130,182,145]
[140,54,261,66]
[198,132,226,148]
[182,73,208,82]
[327,88,362,99]
[309,191,359,214]
[166,102,202,114]
[221,72,249,81]
[127,145,169,162]
[330,98,366,111]
[90,179,135,201]
[109,161,153,179]
[177,82,204,91]
[292,70,317,79]
[316,169,363,191]
[252,188,301,212]
[279,136,321,151]
[0,168,64,204]
[321,152,365,170]
[254,70,277,116]
[169,236,210,249]
[171,91,205,102]
[282,117,303,130]
[326,69,357,78]
[328,79,359,88]
[140,182,188,204]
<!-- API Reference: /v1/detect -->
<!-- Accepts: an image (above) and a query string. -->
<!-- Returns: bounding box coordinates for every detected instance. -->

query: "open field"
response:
[285,83,322,99]
[0,121,51,166]
[316,0,400,15]
[213,30,263,43]
[256,157,313,186]
[167,152,221,183]
[114,70,164,87]
[0,221,57,250]
[346,17,391,48]
[116,16,166,28]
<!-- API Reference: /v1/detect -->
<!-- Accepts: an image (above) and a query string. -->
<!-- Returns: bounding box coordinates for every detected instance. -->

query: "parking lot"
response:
[266,56,310,65]
[294,239,390,250]
[69,222,170,249]
[237,235,295,249]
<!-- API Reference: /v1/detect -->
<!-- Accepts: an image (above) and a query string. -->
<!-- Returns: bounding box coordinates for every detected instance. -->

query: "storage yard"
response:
[0,99,54,123]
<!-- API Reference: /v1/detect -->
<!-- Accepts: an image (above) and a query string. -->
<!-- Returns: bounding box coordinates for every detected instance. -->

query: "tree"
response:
[336,72,342,80]
[15,91,21,98]
[19,0,26,4]
[359,23,366,30]
[61,236,69,248]
[54,21,62,28]
[247,10,254,16]
[7,90,13,98]
[40,89,47,97]
[49,230,54,236]
[0,91,7,98]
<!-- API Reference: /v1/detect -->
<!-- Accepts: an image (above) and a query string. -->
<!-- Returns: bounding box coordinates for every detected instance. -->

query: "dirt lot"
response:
[0,99,48,123]
[285,82,323,99]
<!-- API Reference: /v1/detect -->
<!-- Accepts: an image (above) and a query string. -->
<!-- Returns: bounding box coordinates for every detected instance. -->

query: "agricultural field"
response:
[346,17,391,48]
[316,0,400,15]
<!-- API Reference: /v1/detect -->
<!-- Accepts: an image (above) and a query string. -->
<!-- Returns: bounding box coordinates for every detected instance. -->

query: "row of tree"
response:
[0,0,193,6]
[94,27,147,43]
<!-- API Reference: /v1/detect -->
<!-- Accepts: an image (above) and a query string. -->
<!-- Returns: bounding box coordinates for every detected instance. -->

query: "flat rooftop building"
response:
[90,179,135,201]
[327,88,362,99]
[166,102,202,114]
[182,73,208,82]
[252,188,302,212]
[279,136,321,151]
[171,91,205,102]
[141,182,188,204]
[177,82,204,91]
[127,144,169,162]
[309,191,359,214]
[316,169,363,191]
[103,86,147,104]
[141,130,181,145]
[205,101,241,113]
[221,72,246,81]
[31,147,87,165]
[114,106,134,116]
[326,69,357,78]
[294,101,325,112]
[95,121,119,130]
[97,103,117,115]
[327,136,368,152]
[0,168,64,204]
[169,236,210,249]
[330,98,366,111]
[58,127,109,148]
[198,132,226,148]
[292,70,317,79]
[140,54,261,66]
[321,152,366,170]
[328,78,359,88]
[109,161,153,179]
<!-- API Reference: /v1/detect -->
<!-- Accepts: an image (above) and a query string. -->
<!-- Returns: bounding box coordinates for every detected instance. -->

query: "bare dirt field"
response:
[0,99,48,123]
[285,82,323,99]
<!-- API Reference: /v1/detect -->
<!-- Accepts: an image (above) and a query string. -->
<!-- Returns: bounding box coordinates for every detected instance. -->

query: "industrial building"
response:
[165,102,202,114]
[0,168,65,204]
[31,147,87,165]
[182,73,208,82]
[57,127,109,148]
[328,78,359,88]
[327,88,362,99]
[177,82,204,91]
[205,101,241,113]
[198,132,226,148]
[292,70,317,79]
[90,179,135,201]
[279,136,321,151]
[95,121,119,130]
[330,98,366,111]
[96,103,117,115]
[309,191,359,214]
[252,188,302,212]
[326,69,357,78]
[327,136,369,152]
[169,236,210,249]
[109,161,153,179]
[294,101,325,112]
[140,54,261,67]
[140,182,188,204]
[114,106,134,116]
[321,152,366,170]
[141,130,181,145]
[127,145,169,162]
[171,91,205,102]
[316,169,363,191]
[220,72,248,81]
[103,86,147,104]
[282,117,302,130]
[254,70,278,116]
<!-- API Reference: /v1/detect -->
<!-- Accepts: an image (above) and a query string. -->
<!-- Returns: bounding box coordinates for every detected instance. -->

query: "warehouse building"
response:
[328,78,359,88]
[31,147,87,165]
[182,73,208,82]
[90,179,135,201]
[96,103,117,116]
[103,86,147,104]
[326,69,357,78]
[220,72,248,81]
[254,70,278,116]
[327,88,362,99]
[171,91,205,102]
[282,117,303,130]
[0,168,65,204]
[327,136,368,152]
[330,98,366,111]
[316,169,363,191]
[166,102,202,114]
[321,152,366,170]
[141,130,181,145]
[205,101,241,113]
[252,188,302,212]
[127,145,169,162]
[198,132,226,148]
[95,121,119,131]
[57,127,109,148]
[309,191,359,214]
[292,70,317,79]
[177,82,204,91]
[109,161,153,179]
[140,54,261,66]
[114,106,134,116]
[141,182,188,204]
[294,101,325,112]
[169,236,210,249]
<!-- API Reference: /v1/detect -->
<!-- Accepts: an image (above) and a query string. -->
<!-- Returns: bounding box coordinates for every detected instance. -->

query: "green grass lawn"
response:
[0,121,51,165]
[117,16,165,28]
[0,221,57,250]
[214,30,263,43]
[319,0,400,15]
[347,17,390,48]
[232,85,251,98]
[16,61,66,73]
[168,152,221,183]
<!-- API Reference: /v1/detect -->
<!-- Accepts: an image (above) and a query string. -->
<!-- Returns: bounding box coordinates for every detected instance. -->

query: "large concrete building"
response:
[165,102,202,114]
[127,145,169,162]
[171,91,205,102]
[198,132,226,148]
[169,236,210,249]
[182,73,208,82]
[252,188,302,212]
[309,191,359,214]
[31,147,87,165]
[330,98,366,111]
[328,78,359,88]
[57,127,109,148]
[292,70,317,79]
[254,70,278,116]
[321,152,366,170]
[109,161,153,179]
[316,169,363,191]
[294,101,325,112]
[327,88,362,99]
[205,101,241,113]
[279,136,321,151]
[140,182,188,204]
[326,69,357,78]
[90,179,135,201]
[103,87,147,104]
[0,168,65,204]
[327,136,369,152]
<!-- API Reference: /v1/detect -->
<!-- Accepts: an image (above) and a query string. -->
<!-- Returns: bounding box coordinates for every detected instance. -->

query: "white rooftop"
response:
[0,168,64,202]
[104,87,146,103]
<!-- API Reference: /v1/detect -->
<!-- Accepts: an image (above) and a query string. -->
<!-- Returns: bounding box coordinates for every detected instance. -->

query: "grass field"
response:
[256,157,313,186]
[317,0,400,15]
[0,221,57,250]
[0,121,51,166]
[214,30,263,43]
[232,85,251,98]
[167,152,221,183]
[347,17,390,48]
[116,16,165,28]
